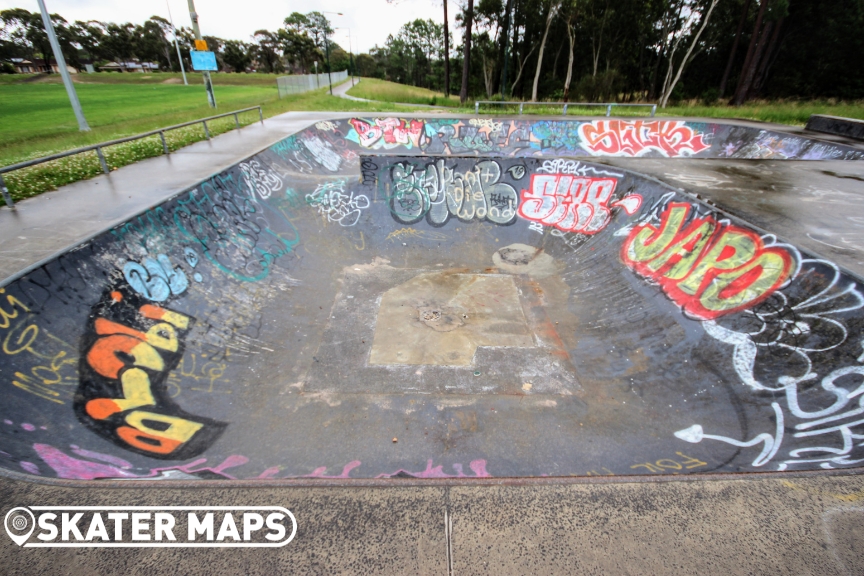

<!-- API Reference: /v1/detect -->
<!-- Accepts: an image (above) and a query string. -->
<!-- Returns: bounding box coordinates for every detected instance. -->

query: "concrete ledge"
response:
[806,114,864,141]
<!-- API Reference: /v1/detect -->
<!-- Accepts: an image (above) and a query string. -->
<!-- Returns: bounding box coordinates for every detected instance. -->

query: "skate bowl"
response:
[1,117,864,482]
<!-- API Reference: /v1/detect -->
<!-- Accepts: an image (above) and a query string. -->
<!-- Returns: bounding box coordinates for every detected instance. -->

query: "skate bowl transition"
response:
[1,117,864,482]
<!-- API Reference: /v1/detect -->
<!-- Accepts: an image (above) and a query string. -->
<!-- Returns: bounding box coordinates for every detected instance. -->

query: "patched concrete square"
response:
[369,272,534,366]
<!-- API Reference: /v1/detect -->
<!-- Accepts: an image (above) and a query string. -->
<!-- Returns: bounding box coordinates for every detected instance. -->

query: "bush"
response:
[0,62,16,74]
[701,87,720,106]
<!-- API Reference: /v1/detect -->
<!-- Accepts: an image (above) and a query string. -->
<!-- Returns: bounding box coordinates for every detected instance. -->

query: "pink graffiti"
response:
[33,443,138,480]
[33,443,251,480]
[350,118,425,148]
[31,444,490,481]
[297,460,363,479]
[518,174,637,234]
[579,120,710,157]
[376,459,490,479]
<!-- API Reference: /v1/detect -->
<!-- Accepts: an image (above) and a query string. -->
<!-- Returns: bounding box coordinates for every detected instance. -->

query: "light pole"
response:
[36,0,89,131]
[321,11,343,95]
[166,0,187,85]
[186,0,216,107]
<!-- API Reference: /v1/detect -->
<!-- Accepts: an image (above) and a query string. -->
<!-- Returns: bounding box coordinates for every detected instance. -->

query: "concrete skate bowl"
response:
[1,117,864,483]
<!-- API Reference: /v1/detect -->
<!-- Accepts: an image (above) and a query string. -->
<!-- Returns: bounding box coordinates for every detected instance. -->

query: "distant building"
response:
[5,58,80,74]
[98,61,160,73]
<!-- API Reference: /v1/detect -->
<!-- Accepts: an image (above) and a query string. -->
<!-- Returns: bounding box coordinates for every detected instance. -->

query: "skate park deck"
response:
[1,115,864,484]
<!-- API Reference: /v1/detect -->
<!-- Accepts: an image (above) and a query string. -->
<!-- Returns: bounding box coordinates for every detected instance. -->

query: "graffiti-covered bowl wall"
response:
[1,117,863,482]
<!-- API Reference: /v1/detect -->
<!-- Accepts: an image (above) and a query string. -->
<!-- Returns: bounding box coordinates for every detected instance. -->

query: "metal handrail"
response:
[474,100,657,118]
[0,106,264,208]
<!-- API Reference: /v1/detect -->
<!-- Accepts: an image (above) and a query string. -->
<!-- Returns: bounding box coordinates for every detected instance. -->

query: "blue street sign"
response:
[190,51,218,71]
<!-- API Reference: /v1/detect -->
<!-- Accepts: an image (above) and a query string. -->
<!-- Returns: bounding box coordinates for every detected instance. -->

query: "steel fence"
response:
[0,106,263,208]
[277,70,349,97]
[474,100,657,117]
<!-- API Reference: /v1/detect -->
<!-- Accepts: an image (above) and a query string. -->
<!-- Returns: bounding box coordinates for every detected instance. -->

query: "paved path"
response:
[333,77,452,109]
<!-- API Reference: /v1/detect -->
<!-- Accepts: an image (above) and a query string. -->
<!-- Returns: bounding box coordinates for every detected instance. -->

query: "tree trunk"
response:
[444,0,450,97]
[733,0,771,105]
[511,44,536,95]
[532,1,560,101]
[720,0,753,97]
[752,16,784,96]
[563,17,576,102]
[494,0,514,95]
[660,0,721,108]
[735,9,773,104]
[460,0,474,104]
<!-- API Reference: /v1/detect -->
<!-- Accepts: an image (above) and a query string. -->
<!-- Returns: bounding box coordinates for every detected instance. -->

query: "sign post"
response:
[186,0,216,107]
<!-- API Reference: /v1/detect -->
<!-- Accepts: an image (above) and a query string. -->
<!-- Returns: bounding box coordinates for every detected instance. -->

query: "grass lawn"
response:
[2,71,863,207]
[347,77,461,108]
[0,73,405,206]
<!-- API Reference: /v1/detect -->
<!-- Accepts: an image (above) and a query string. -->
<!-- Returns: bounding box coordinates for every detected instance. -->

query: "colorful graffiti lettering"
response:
[349,118,426,149]
[579,120,710,157]
[122,254,189,302]
[76,286,226,459]
[622,201,794,320]
[518,173,639,234]
[386,158,519,226]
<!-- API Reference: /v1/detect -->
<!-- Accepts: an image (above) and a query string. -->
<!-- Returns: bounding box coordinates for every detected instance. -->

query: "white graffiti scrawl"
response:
[240,160,283,200]
[306,181,370,227]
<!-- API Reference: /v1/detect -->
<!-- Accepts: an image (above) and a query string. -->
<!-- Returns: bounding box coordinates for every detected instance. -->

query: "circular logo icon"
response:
[4,507,35,546]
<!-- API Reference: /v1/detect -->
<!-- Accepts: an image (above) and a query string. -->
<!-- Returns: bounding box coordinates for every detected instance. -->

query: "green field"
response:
[347,77,462,107]
[0,72,406,206]
[0,72,401,166]
[2,72,864,207]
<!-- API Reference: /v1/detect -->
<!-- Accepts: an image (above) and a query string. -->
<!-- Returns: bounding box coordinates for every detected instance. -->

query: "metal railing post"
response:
[0,174,13,208]
[519,103,524,115]
[96,147,109,174]
[475,102,479,114]
[651,104,657,117]
[159,131,169,155]
[606,104,612,117]
[203,121,211,140]
[563,104,568,115]
[233,113,240,128]
[258,107,264,124]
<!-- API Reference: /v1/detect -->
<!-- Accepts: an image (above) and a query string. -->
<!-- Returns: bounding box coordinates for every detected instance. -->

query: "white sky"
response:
[0,0,461,53]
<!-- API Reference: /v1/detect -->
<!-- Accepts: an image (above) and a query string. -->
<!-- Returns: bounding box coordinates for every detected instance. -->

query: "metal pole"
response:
[475,102,479,114]
[563,104,568,115]
[187,0,216,107]
[651,104,657,117]
[258,107,263,123]
[606,104,612,117]
[348,30,355,86]
[166,0,187,85]
[202,120,210,139]
[233,112,239,128]
[0,174,13,208]
[96,147,109,174]
[159,131,169,154]
[325,36,333,96]
[519,103,524,115]
[36,0,89,131]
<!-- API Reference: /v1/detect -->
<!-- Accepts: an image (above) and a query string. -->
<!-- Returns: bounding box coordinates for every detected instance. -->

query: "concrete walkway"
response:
[333,77,452,109]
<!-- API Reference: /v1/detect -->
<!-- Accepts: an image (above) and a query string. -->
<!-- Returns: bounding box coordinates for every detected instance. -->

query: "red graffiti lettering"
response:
[350,118,425,148]
[579,120,710,157]
[621,202,793,320]
[518,174,636,234]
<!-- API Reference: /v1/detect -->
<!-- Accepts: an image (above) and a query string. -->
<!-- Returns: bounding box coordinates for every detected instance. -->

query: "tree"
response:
[222,39,252,72]
[102,23,136,69]
[460,0,475,104]
[660,0,723,107]
[252,30,283,73]
[531,1,562,100]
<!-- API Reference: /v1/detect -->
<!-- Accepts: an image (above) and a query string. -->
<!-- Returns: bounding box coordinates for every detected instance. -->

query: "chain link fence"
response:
[277,70,349,97]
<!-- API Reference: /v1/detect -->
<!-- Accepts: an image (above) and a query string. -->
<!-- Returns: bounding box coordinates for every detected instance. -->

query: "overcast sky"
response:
[0,0,460,53]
